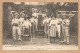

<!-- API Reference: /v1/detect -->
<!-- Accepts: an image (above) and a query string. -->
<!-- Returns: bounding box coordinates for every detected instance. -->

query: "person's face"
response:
[52,17,55,19]
[62,15,66,19]
[15,15,19,19]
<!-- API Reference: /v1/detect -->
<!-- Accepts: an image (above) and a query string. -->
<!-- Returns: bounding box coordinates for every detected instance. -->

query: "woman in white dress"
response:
[22,18,32,40]
[49,16,57,43]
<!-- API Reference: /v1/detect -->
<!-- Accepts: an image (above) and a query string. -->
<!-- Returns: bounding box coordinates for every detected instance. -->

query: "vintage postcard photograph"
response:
[2,2,78,50]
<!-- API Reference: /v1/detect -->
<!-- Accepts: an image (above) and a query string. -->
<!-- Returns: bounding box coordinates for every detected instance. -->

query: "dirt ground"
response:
[3,32,78,46]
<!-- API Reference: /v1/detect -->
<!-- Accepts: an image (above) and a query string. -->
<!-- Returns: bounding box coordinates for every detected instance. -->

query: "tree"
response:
[45,2,78,17]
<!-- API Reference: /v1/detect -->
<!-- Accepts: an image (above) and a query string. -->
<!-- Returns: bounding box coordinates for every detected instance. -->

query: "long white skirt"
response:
[49,25,57,37]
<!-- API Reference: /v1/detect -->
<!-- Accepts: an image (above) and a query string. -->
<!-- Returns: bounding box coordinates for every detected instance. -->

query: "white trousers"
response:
[56,25,61,38]
[62,27,69,43]
[19,25,23,35]
[12,26,21,40]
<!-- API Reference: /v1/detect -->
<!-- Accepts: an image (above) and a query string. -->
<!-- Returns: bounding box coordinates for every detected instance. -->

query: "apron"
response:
[50,24,57,37]
[23,27,29,36]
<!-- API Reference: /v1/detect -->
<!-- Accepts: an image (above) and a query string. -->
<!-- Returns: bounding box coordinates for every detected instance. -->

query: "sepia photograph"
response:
[3,2,78,50]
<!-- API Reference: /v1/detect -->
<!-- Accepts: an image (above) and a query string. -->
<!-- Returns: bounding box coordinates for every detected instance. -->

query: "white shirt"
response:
[12,18,19,25]
[49,19,57,26]
[23,20,32,28]
[64,19,70,25]
[30,18,38,24]
[19,18,24,24]
[35,18,38,24]
[43,18,50,25]
[30,18,35,23]
[42,14,46,17]
[32,13,38,17]
[48,18,51,21]
[56,18,62,25]
[62,19,70,27]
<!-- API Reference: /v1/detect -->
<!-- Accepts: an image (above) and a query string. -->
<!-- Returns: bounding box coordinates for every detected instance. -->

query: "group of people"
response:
[43,14,70,44]
[11,10,72,45]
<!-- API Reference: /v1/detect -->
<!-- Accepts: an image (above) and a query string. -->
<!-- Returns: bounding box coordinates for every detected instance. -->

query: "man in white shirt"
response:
[43,16,50,38]
[19,12,25,35]
[42,12,47,18]
[30,16,37,37]
[61,15,70,44]
[56,15,62,38]
[12,12,21,41]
